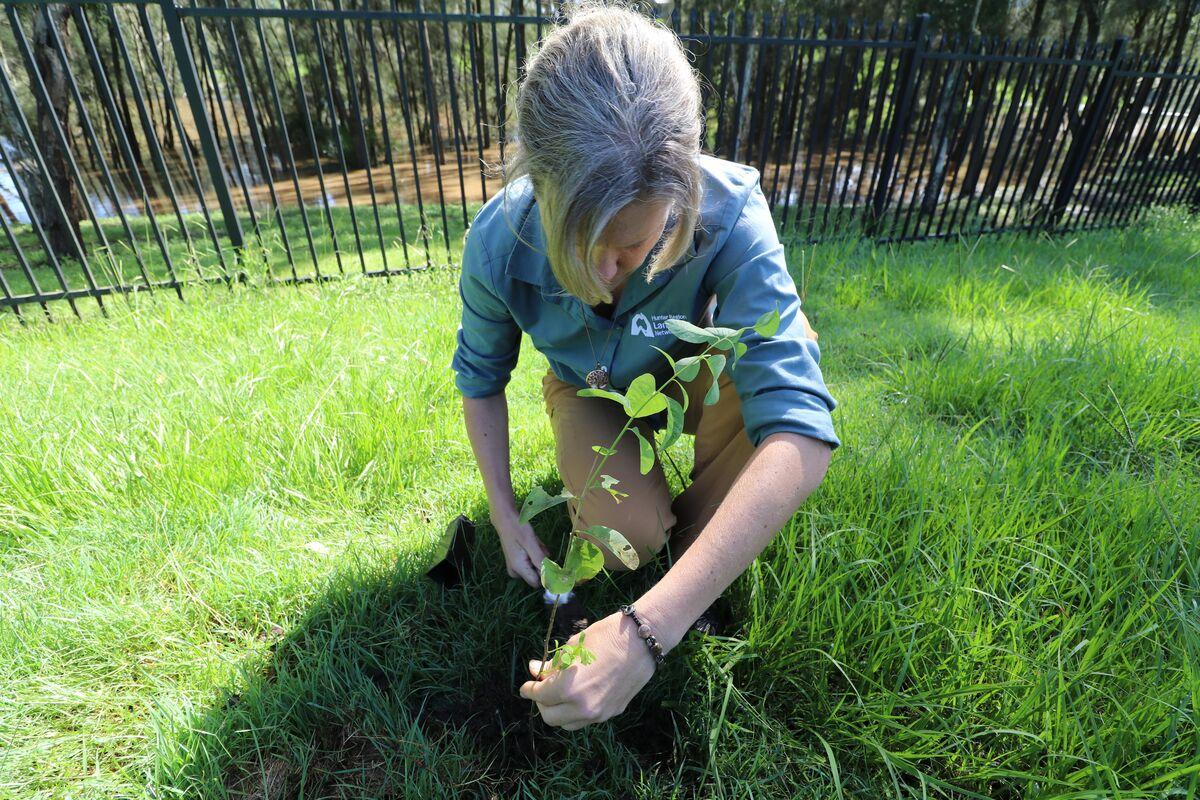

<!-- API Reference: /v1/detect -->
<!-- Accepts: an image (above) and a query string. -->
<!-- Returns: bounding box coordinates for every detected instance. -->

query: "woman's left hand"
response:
[519,610,657,730]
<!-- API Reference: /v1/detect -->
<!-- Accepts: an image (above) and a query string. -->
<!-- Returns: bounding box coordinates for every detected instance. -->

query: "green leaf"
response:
[540,557,576,594]
[732,341,748,364]
[624,373,668,418]
[664,318,715,344]
[564,536,604,582]
[707,353,727,379]
[662,396,685,450]
[577,634,596,665]
[649,345,676,371]
[518,486,574,525]
[551,634,595,669]
[581,524,639,569]
[754,306,781,338]
[577,387,629,412]
[704,354,726,406]
[676,355,703,383]
[553,647,576,669]
[708,330,742,352]
[591,444,616,456]
[631,427,655,474]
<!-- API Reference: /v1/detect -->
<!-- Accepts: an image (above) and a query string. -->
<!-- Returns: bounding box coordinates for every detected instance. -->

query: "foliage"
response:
[525,307,782,674]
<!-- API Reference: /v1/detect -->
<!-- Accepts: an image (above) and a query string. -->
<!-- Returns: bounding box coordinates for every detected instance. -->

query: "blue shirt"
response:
[450,153,840,450]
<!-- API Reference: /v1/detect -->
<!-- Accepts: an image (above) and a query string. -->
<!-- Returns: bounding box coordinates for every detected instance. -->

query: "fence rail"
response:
[1,1,1199,320]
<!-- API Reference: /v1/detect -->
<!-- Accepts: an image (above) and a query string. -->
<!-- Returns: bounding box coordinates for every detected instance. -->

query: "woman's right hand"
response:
[493,514,551,588]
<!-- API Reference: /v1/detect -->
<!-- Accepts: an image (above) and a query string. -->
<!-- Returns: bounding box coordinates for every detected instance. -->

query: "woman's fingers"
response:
[536,701,590,728]
[799,310,819,341]
[517,553,540,588]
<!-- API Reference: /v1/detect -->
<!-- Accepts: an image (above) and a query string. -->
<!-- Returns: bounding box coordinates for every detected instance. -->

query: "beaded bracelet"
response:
[619,603,665,668]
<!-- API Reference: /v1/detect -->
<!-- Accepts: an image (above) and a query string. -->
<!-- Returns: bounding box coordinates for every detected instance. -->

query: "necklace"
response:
[580,299,618,389]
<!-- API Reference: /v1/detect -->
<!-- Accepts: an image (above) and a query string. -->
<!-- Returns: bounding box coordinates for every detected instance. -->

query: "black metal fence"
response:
[2,1,1199,321]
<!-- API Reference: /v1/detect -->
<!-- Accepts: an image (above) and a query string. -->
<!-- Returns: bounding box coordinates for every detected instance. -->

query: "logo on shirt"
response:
[631,313,653,337]
[630,312,686,338]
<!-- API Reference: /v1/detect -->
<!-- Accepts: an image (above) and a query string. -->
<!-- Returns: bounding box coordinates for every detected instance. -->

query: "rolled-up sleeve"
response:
[707,180,840,450]
[450,225,522,398]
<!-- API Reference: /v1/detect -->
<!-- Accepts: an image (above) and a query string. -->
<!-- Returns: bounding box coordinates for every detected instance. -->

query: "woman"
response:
[451,0,840,731]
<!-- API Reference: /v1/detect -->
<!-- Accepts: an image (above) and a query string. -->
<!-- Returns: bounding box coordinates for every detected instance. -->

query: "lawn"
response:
[0,206,1197,798]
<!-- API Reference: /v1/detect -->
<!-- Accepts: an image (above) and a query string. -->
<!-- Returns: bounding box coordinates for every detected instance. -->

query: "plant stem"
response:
[531,337,732,677]
[536,594,562,680]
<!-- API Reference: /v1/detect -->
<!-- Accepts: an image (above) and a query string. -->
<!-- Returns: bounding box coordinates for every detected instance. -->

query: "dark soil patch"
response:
[217,514,692,797]
[223,724,392,800]
[407,659,687,794]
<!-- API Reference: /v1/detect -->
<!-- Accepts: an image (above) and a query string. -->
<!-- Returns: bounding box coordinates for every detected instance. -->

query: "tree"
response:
[30,5,83,262]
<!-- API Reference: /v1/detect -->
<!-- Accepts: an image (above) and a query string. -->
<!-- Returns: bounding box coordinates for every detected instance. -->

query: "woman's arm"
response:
[636,431,831,652]
[462,392,549,587]
[462,392,519,524]
[519,431,831,729]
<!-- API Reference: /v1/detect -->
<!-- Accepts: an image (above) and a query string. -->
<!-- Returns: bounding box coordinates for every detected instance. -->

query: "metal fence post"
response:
[867,13,929,237]
[1048,36,1127,230]
[158,0,244,255]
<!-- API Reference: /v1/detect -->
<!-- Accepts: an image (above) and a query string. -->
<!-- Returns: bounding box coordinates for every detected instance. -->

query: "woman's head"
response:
[500,0,705,306]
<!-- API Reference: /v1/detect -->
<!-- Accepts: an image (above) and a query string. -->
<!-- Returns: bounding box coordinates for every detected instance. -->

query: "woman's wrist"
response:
[629,591,694,656]
[618,603,666,668]
[488,500,521,529]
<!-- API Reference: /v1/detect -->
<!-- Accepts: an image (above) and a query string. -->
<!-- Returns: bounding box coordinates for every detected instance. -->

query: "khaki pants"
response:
[541,353,755,573]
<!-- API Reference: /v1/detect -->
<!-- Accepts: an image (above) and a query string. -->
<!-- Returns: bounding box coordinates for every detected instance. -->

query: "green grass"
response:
[2,201,481,309]
[1,205,1197,798]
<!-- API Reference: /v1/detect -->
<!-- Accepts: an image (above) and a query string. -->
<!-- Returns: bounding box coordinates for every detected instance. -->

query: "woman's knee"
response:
[576,493,675,572]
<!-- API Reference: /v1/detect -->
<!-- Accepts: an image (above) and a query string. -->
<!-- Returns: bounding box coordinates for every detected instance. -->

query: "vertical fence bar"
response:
[107,4,192,295]
[1157,66,1200,210]
[389,0,432,269]
[854,21,900,235]
[72,5,177,288]
[414,0,451,256]
[158,0,244,257]
[280,5,342,276]
[7,4,118,300]
[436,0,469,234]
[868,13,929,237]
[363,12,409,275]
[333,0,389,273]
[1049,37,1127,229]
[136,3,230,277]
[310,1,368,274]
[246,0,320,278]
[0,24,86,317]
[215,0,295,279]
[995,40,1055,233]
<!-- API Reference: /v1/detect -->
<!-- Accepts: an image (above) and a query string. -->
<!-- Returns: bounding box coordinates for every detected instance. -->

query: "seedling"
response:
[520,306,781,678]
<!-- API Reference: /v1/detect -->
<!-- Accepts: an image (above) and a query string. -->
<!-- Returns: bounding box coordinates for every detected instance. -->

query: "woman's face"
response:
[592,199,672,297]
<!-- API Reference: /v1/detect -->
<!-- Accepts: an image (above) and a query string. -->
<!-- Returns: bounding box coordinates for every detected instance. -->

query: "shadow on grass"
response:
[156,476,708,798]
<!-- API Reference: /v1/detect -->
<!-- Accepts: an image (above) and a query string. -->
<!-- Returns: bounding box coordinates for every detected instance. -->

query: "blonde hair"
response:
[498,0,705,306]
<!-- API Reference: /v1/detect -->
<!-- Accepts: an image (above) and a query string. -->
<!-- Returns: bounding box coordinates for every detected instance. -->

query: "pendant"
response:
[585,366,609,390]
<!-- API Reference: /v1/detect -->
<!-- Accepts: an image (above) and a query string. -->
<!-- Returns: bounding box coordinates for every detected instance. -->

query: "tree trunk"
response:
[1082,0,1103,46]
[32,6,83,261]
[1027,0,1048,40]
[922,59,962,216]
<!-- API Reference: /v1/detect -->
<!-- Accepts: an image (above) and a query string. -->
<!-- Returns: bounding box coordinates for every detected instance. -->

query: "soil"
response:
[221,521,689,798]
[224,724,392,800]
[225,664,686,800]
[407,662,686,795]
